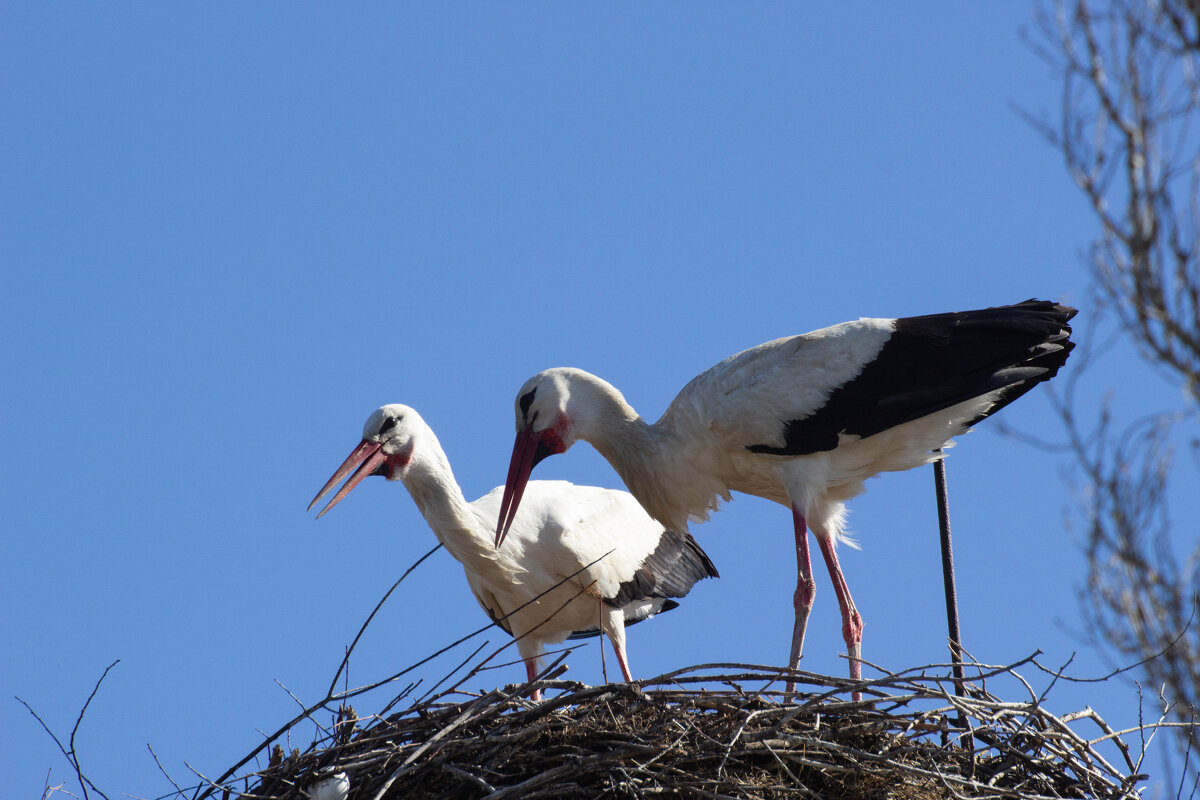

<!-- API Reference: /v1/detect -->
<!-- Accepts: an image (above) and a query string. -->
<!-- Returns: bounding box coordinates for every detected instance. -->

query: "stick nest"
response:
[224,661,1150,800]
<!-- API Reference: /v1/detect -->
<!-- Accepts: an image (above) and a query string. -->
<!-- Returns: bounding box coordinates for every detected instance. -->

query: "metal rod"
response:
[933,454,965,686]
[933,453,971,754]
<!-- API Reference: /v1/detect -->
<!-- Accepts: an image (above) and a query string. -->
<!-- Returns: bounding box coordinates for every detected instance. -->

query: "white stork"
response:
[309,404,718,700]
[496,300,1076,695]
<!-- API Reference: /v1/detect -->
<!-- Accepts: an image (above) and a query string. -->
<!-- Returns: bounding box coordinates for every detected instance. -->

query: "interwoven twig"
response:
[207,657,1181,800]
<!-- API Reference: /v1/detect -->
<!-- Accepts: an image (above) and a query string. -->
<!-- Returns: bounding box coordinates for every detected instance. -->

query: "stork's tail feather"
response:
[948,299,1076,424]
[880,298,1077,430]
[607,529,720,609]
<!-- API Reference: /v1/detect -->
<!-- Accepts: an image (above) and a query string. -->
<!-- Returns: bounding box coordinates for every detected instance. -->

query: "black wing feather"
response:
[606,529,719,609]
[746,299,1076,455]
[566,600,681,640]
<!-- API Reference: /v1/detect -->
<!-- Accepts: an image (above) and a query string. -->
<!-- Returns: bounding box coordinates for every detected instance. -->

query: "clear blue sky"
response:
[2,4,1189,797]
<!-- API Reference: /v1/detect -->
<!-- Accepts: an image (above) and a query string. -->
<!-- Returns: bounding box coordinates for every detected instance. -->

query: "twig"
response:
[147,743,185,798]
[326,543,443,697]
[16,659,120,800]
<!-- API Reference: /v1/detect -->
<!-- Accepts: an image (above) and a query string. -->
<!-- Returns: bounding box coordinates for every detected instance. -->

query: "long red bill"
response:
[495,426,539,548]
[309,439,387,519]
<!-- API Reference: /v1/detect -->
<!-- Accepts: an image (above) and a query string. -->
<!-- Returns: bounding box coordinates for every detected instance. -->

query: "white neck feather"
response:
[569,374,701,531]
[398,436,497,568]
[569,373,654,467]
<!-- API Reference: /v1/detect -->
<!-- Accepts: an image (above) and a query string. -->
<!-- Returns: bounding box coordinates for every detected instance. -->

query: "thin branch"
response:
[326,542,442,698]
[146,744,185,799]
[15,660,119,800]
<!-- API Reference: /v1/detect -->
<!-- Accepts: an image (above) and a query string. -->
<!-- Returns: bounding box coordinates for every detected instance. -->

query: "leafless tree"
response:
[1026,0,1200,780]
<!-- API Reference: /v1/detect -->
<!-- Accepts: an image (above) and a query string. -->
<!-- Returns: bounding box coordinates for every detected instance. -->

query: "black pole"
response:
[933,452,971,752]
[933,454,965,685]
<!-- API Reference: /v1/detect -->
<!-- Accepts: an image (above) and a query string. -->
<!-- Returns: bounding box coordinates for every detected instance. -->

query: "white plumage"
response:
[496,300,1076,695]
[307,771,349,800]
[310,404,718,700]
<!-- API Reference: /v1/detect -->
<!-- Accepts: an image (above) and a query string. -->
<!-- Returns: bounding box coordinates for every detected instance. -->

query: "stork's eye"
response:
[379,415,400,434]
[519,389,536,420]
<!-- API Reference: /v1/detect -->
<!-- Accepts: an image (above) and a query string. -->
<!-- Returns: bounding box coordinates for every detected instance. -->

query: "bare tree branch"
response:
[1027,0,1200,785]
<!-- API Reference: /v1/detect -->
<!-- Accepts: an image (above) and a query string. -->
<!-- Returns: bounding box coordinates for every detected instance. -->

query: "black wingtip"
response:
[747,299,1079,456]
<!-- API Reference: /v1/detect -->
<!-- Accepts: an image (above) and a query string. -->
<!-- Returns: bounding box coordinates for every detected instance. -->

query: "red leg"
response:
[815,534,864,700]
[788,506,817,695]
[525,658,543,702]
[601,603,634,683]
[611,637,633,683]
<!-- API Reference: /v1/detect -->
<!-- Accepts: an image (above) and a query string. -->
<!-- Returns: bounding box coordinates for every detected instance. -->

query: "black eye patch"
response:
[519,389,536,419]
[378,415,400,434]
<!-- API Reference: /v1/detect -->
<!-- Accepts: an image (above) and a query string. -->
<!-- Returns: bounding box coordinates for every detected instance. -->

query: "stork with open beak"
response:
[311,404,719,700]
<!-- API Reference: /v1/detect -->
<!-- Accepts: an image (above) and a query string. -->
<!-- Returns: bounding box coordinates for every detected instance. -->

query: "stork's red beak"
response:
[495,425,559,547]
[309,439,387,519]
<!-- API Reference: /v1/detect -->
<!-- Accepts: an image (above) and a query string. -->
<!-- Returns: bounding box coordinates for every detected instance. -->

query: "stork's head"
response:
[495,369,586,546]
[309,404,424,518]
